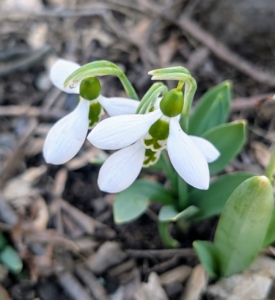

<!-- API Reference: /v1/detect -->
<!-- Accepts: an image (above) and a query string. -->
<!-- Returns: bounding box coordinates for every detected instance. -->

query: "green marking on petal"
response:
[88,100,103,128]
[144,136,165,150]
[143,149,161,167]
[80,77,101,100]
[149,119,169,140]
[143,118,169,151]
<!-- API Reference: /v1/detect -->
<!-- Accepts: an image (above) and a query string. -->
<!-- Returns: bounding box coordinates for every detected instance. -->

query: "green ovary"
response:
[88,101,102,128]
[160,88,184,117]
[80,77,101,100]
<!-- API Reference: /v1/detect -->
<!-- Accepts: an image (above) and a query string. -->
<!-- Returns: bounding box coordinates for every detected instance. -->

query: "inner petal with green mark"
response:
[143,118,170,151]
[88,100,104,128]
[143,148,161,167]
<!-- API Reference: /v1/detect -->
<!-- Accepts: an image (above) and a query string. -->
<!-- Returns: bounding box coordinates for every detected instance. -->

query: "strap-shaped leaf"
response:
[262,206,275,248]
[114,179,174,224]
[193,240,218,278]
[214,176,273,277]
[202,120,247,175]
[158,205,199,222]
[189,172,254,220]
[0,246,22,274]
[189,81,232,136]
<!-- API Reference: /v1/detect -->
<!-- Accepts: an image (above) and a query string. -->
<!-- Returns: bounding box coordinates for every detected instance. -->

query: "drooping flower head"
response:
[88,88,220,192]
[43,59,139,165]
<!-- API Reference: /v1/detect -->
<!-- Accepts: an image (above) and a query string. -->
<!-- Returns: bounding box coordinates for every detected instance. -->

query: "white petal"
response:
[98,141,145,193]
[167,118,210,189]
[43,99,89,164]
[189,136,220,163]
[87,109,162,150]
[97,95,139,116]
[50,58,80,94]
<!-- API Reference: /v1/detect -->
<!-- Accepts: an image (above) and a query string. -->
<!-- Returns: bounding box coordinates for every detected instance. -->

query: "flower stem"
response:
[178,176,188,211]
[265,145,275,181]
[177,80,184,91]
[160,152,177,192]
[158,221,179,248]
[180,114,189,133]
[118,73,139,100]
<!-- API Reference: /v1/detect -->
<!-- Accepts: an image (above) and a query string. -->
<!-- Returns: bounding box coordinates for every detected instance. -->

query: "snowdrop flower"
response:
[43,59,139,165]
[88,88,220,193]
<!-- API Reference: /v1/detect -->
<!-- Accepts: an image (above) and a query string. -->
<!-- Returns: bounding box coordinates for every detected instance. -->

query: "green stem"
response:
[180,114,189,133]
[178,176,188,210]
[160,152,177,193]
[265,145,275,181]
[136,83,168,114]
[158,221,179,248]
[118,73,139,100]
[177,80,184,91]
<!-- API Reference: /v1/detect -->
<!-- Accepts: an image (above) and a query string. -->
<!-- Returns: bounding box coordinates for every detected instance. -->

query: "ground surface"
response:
[1,0,275,299]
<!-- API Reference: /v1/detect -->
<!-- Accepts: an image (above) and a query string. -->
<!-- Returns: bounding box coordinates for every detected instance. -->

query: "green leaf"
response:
[159,205,199,222]
[189,172,254,220]
[193,241,218,278]
[214,176,274,277]
[189,81,232,136]
[0,246,22,274]
[262,207,275,248]
[202,121,247,175]
[114,180,174,224]
[158,221,179,248]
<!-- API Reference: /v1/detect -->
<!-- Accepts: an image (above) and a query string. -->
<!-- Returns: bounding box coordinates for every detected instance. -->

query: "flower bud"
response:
[160,88,184,117]
[80,77,101,100]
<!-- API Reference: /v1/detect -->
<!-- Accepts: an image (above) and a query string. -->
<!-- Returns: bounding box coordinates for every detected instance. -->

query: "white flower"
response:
[87,110,220,192]
[43,58,139,165]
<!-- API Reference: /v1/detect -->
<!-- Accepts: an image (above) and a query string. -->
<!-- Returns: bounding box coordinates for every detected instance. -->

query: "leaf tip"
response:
[257,175,271,187]
[223,80,232,88]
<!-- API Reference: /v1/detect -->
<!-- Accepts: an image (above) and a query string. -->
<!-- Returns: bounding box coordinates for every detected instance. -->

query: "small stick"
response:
[126,248,195,259]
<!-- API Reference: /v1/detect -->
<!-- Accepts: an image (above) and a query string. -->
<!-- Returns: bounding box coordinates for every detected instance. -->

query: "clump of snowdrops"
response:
[44,59,275,278]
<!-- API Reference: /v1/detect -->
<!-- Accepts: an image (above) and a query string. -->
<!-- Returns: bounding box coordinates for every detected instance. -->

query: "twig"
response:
[75,265,109,300]
[0,118,38,187]
[231,94,275,111]
[0,105,66,120]
[57,271,94,300]
[60,199,116,239]
[0,7,107,19]
[177,17,275,86]
[0,193,18,226]
[126,248,195,259]
[0,45,51,77]
[105,0,275,87]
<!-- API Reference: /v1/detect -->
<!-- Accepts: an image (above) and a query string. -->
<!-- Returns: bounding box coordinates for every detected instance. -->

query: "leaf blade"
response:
[114,179,174,224]
[189,172,254,220]
[189,81,232,136]
[214,176,274,277]
[202,121,247,175]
